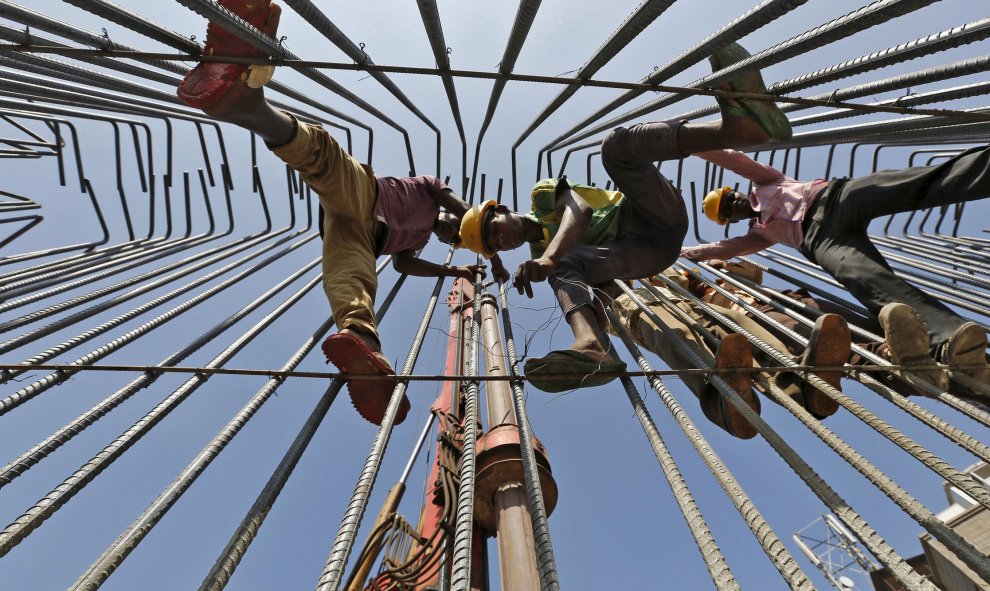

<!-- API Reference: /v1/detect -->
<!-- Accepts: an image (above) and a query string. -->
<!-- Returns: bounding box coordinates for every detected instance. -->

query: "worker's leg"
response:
[836,145,990,221]
[549,240,673,365]
[696,303,845,418]
[271,121,382,347]
[178,0,294,146]
[802,214,967,355]
[611,295,760,439]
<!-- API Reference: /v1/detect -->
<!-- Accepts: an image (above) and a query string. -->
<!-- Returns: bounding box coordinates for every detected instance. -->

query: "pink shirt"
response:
[374,175,445,255]
[680,150,827,261]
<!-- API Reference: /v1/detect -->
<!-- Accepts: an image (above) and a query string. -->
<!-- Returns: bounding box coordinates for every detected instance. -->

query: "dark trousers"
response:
[549,122,690,317]
[800,145,990,355]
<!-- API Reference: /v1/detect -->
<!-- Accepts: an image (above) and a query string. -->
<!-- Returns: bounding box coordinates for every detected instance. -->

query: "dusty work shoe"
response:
[943,322,990,397]
[322,332,409,426]
[177,0,282,110]
[878,303,949,393]
[708,42,792,141]
[796,313,849,419]
[699,333,760,439]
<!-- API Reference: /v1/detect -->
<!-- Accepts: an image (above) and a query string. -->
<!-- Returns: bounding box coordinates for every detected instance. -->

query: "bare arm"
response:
[542,187,593,264]
[431,183,470,217]
[513,186,592,297]
[489,253,510,284]
[680,233,774,261]
[695,149,786,185]
[393,249,486,280]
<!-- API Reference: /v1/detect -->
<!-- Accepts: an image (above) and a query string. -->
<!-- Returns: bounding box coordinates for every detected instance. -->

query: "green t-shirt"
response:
[525,178,625,258]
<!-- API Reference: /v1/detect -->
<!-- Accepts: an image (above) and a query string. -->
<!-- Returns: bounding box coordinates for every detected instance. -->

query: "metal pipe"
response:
[478,291,540,590]
[473,0,542,199]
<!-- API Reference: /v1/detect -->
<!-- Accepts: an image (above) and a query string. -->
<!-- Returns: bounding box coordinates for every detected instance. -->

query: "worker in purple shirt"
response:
[176,0,509,426]
[680,148,990,399]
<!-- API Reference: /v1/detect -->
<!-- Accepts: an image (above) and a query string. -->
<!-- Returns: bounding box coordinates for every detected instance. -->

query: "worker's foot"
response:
[879,303,948,395]
[322,331,409,426]
[524,349,627,393]
[942,322,990,399]
[178,0,282,112]
[699,334,760,439]
[796,314,849,419]
[709,42,792,142]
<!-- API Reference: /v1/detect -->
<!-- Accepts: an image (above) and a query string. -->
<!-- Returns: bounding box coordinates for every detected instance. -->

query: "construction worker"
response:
[688,260,949,398]
[458,42,792,392]
[680,147,990,399]
[177,0,509,425]
[609,265,851,439]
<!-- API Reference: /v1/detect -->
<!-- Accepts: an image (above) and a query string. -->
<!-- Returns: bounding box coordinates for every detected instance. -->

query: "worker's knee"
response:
[601,126,632,165]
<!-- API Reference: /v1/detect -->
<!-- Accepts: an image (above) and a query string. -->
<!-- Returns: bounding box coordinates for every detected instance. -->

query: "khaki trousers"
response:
[273,122,380,340]
[611,292,796,401]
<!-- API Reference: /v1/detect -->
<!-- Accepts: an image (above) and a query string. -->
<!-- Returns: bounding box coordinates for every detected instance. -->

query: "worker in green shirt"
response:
[458,43,792,391]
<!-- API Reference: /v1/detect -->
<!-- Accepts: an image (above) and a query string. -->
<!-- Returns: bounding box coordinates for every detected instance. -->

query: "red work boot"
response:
[177,0,282,111]
[322,333,409,426]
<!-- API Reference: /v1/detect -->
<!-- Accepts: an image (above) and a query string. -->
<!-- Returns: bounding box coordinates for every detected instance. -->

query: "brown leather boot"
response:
[699,334,760,439]
[797,313,850,419]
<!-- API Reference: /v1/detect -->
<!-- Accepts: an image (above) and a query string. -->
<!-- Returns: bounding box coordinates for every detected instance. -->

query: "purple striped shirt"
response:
[374,175,445,255]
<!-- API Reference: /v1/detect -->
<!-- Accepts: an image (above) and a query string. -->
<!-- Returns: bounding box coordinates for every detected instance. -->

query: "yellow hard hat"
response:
[458,199,498,258]
[702,186,733,225]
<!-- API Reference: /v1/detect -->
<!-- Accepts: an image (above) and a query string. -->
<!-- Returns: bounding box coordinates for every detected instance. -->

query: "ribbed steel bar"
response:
[773,17,990,94]
[0,239,323,407]
[639,275,990,584]
[473,0,542,204]
[738,256,990,427]
[542,0,942,158]
[316,248,457,591]
[875,237,990,287]
[47,0,371,156]
[198,257,412,591]
[416,0,467,193]
[792,80,990,128]
[58,0,202,53]
[767,109,990,151]
[281,0,441,175]
[608,301,812,590]
[512,0,677,158]
[664,268,990,510]
[497,283,559,591]
[172,0,415,171]
[696,261,990,464]
[70,315,339,589]
[536,0,810,161]
[658,27,990,130]
[197,379,343,591]
[1,1,367,149]
[0,243,319,463]
[632,277,938,591]
[447,266,482,591]
[0,221,300,354]
[616,369,741,589]
[0,222,217,306]
[0,263,323,557]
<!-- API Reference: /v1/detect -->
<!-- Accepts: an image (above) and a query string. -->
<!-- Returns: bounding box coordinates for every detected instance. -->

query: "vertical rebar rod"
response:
[497,283,560,591]
[448,262,484,590]
[606,300,813,591]
[316,249,457,590]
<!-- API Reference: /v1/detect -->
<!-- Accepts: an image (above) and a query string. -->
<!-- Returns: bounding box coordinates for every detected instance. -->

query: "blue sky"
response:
[0,0,988,589]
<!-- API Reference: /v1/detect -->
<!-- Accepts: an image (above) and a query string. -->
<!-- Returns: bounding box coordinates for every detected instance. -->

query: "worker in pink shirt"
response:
[681,148,990,399]
[176,0,509,426]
